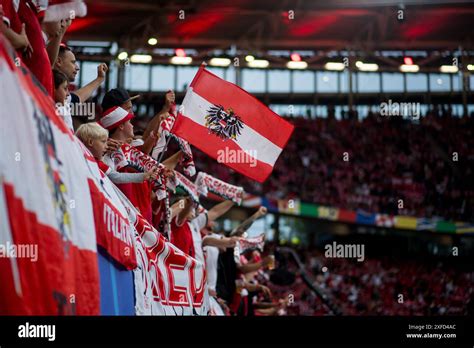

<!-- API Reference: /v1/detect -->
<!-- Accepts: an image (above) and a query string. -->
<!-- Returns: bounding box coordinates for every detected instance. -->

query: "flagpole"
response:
[156,136,173,164]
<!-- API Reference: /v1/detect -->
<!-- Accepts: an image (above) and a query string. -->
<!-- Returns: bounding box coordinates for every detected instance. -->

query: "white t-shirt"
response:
[188,213,210,315]
[57,95,74,131]
[188,212,208,265]
[203,232,223,292]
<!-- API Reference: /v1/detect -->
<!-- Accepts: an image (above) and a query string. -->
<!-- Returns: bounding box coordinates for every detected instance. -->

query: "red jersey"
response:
[1,0,22,33]
[18,0,53,96]
[132,180,152,223]
[170,216,194,258]
[115,168,152,223]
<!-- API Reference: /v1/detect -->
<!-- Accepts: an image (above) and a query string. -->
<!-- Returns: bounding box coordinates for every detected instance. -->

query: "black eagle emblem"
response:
[205,104,244,140]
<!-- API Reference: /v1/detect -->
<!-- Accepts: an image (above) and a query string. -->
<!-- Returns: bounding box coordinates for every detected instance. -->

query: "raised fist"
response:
[97,63,108,79]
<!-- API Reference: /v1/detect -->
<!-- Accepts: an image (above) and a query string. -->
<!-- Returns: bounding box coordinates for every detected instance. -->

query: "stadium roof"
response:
[68,0,474,51]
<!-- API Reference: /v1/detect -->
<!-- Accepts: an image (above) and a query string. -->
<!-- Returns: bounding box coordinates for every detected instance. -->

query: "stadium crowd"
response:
[194,112,474,222]
[268,249,473,316]
[1,1,472,317]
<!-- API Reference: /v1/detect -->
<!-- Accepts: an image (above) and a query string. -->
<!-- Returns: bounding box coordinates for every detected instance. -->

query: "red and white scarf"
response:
[110,143,169,202]
[238,234,265,254]
[172,170,200,203]
[195,172,244,205]
[234,234,265,264]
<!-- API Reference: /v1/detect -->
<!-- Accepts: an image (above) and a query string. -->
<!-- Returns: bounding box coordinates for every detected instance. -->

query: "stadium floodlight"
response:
[439,65,458,73]
[130,54,152,63]
[148,37,158,46]
[117,52,128,60]
[170,56,193,65]
[324,62,345,71]
[355,61,378,71]
[287,61,308,69]
[247,59,269,68]
[467,64,474,71]
[209,57,231,67]
[245,55,255,62]
[400,64,420,73]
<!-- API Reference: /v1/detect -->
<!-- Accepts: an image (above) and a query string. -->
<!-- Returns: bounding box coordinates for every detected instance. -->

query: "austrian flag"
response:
[172,66,294,183]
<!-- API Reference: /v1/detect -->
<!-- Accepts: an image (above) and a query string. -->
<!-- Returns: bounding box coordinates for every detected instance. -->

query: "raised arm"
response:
[238,255,273,274]
[142,91,175,141]
[2,23,32,55]
[231,206,267,236]
[175,197,193,226]
[74,63,107,102]
[140,129,162,155]
[202,236,239,248]
[162,150,182,170]
[45,19,71,67]
[208,200,234,222]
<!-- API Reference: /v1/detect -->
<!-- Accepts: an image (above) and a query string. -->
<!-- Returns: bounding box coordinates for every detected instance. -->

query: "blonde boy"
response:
[76,122,158,184]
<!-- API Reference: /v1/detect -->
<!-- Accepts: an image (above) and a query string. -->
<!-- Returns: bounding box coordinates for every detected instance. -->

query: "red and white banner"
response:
[0,36,205,315]
[172,66,294,183]
[80,145,137,270]
[100,160,207,315]
[0,36,99,314]
[128,204,207,315]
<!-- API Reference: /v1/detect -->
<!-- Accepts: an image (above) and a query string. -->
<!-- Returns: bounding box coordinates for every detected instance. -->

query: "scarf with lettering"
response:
[195,172,244,205]
[172,170,200,203]
[110,143,170,200]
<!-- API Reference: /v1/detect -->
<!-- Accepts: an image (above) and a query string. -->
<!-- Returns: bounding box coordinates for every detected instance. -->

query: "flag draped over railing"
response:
[0,36,99,314]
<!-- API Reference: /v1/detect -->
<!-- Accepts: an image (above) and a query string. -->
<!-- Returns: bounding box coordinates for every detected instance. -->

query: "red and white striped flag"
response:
[172,66,294,183]
[0,37,99,314]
